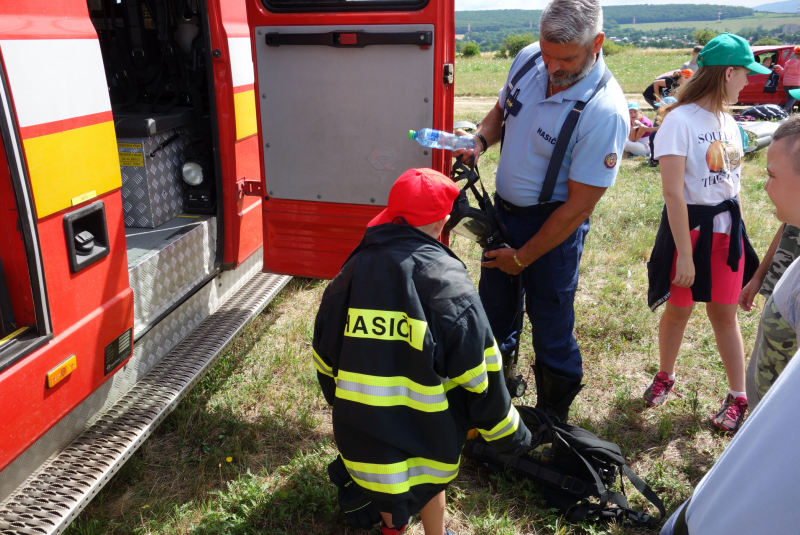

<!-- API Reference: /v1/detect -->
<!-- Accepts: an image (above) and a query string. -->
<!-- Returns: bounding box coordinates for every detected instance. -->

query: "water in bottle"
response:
[409,128,475,151]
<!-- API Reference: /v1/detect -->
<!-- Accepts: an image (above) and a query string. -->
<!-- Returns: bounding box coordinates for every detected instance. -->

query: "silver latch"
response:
[443,63,454,85]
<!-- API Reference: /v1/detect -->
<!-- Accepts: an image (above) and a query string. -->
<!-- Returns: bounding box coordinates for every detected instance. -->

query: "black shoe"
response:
[648,158,659,168]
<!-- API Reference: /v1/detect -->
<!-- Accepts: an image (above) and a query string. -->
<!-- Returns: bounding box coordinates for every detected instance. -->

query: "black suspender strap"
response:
[503,51,542,121]
[538,66,613,204]
[500,51,542,152]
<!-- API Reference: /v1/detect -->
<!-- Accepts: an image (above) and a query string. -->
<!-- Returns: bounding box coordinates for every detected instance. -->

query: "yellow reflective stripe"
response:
[312,348,333,377]
[342,456,459,495]
[441,339,501,393]
[478,405,521,442]
[484,340,502,372]
[344,308,428,351]
[441,361,488,394]
[336,370,447,412]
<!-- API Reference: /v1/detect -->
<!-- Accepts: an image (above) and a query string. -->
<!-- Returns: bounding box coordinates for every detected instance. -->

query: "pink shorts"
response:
[668,229,745,307]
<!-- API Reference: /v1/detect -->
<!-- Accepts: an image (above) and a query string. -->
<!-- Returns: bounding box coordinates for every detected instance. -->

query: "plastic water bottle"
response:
[409,128,475,150]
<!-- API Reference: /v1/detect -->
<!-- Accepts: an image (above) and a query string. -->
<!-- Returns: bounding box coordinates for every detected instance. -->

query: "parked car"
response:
[655,46,797,106]
[739,45,796,106]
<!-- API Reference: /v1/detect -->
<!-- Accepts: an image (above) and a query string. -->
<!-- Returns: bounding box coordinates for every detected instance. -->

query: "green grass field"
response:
[455,49,688,97]
[64,91,779,533]
[619,12,800,32]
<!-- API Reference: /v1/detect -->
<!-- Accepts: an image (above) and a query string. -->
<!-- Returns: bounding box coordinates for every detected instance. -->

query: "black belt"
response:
[498,196,564,217]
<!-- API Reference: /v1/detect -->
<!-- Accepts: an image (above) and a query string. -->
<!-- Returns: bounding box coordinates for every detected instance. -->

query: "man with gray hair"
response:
[455,0,628,423]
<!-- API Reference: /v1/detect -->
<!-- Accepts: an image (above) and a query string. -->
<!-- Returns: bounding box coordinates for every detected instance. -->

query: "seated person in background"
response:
[313,168,531,535]
[624,102,655,157]
[646,96,676,167]
[764,54,784,75]
[642,69,691,108]
[738,116,800,409]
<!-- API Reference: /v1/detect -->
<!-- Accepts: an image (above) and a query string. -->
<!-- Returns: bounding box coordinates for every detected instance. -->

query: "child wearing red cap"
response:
[313,168,531,535]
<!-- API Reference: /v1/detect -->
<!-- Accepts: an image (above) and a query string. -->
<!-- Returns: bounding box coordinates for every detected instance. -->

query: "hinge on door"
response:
[236,178,264,199]
[443,63,454,84]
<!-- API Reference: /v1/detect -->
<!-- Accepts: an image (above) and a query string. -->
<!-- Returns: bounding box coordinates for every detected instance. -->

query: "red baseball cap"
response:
[368,168,460,227]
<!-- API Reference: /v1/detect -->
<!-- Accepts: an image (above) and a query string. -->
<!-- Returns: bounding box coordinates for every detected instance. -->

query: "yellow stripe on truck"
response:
[23,121,121,218]
[234,89,257,140]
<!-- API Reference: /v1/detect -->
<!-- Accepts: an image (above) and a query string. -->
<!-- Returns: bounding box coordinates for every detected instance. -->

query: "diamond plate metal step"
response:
[0,271,290,535]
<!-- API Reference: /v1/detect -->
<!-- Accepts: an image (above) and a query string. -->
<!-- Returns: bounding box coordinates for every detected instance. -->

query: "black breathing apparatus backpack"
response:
[464,405,666,526]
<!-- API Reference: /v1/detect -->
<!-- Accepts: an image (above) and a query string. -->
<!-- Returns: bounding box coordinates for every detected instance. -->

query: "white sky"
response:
[456,0,772,10]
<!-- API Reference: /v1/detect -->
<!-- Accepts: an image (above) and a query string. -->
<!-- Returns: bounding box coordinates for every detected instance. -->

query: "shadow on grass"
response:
[185,444,343,535]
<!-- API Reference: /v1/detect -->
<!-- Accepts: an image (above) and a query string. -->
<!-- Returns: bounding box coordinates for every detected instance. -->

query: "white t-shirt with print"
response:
[654,104,743,234]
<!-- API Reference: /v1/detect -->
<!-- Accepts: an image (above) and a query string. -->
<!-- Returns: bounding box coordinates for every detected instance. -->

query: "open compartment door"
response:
[246,0,454,278]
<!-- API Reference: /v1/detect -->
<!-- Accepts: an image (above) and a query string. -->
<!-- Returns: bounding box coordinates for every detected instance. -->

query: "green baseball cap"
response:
[697,33,771,75]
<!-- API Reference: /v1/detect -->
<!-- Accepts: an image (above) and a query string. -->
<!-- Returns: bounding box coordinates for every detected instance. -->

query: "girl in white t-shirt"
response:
[643,33,770,433]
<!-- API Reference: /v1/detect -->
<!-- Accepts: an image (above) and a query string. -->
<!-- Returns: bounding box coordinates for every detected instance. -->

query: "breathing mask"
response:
[445,157,510,251]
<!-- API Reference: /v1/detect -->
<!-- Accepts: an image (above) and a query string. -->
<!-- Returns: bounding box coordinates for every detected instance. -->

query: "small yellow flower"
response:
[226,457,233,463]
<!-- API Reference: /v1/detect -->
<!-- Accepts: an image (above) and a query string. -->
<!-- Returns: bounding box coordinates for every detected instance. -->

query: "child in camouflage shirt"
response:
[740,117,800,409]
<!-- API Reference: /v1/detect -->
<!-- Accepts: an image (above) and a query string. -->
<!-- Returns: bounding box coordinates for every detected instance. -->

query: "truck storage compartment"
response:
[126,214,216,336]
[87,0,221,336]
[116,112,199,228]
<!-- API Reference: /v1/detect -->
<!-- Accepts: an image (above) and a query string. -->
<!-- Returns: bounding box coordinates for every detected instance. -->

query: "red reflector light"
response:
[339,33,358,46]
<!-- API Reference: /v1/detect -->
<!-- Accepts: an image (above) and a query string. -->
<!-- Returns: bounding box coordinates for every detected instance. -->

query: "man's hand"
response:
[482,247,525,275]
[453,103,504,167]
[452,128,481,167]
[484,180,606,275]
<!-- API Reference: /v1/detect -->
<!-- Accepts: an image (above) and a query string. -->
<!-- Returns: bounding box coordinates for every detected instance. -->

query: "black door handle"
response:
[265,31,432,48]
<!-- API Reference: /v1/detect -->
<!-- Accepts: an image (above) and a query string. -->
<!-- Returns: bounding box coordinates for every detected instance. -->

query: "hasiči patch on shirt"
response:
[604,153,618,169]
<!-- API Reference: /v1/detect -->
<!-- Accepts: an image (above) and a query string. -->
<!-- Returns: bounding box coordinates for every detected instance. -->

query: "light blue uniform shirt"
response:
[496,43,629,207]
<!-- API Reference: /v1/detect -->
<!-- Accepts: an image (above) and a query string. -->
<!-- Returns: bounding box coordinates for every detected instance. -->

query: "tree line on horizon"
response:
[455,5,754,34]
[455,5,761,53]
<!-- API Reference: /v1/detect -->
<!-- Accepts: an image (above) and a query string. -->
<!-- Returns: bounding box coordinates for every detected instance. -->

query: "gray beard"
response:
[550,53,597,89]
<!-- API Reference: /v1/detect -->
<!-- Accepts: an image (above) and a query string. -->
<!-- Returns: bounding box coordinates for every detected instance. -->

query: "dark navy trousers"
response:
[478,197,589,382]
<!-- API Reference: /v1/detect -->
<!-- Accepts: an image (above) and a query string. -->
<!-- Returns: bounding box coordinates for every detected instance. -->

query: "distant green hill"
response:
[455,9,541,35]
[454,6,799,52]
[618,13,800,32]
[454,5,754,35]
[603,4,752,26]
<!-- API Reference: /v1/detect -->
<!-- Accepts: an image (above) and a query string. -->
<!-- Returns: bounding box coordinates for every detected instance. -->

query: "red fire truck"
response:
[0,0,453,531]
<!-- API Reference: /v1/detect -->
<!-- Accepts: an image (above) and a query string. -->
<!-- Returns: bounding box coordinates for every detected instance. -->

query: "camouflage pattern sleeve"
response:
[754,297,798,398]
[760,225,800,298]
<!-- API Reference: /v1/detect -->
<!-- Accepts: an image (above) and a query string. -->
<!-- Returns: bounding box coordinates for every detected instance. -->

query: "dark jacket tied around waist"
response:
[647,198,759,311]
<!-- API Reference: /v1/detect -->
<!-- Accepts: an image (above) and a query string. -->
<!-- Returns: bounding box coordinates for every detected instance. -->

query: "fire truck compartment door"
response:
[254,24,434,205]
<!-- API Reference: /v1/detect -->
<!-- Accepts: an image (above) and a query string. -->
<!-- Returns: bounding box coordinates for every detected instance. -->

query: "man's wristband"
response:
[513,251,528,268]
[475,132,488,154]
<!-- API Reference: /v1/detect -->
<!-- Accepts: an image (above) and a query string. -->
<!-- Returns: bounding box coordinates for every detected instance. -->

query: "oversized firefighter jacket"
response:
[313,223,530,516]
